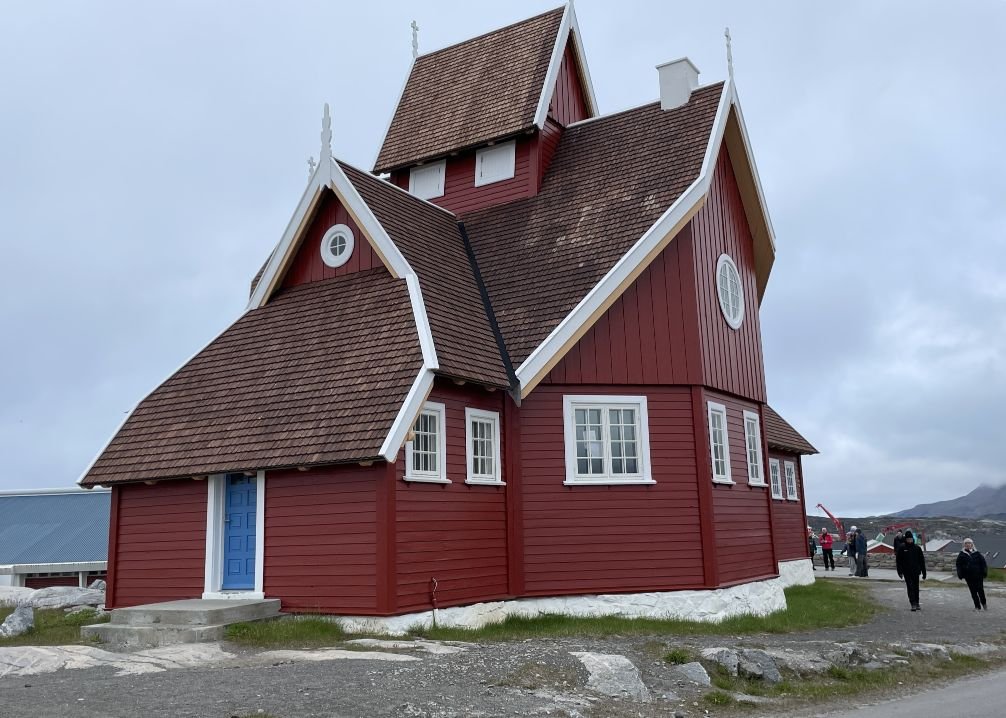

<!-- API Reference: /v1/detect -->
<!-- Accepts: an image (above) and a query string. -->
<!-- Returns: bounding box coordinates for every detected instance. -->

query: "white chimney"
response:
[656,57,700,110]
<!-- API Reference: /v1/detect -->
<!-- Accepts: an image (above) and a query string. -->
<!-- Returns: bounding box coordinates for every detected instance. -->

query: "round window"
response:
[716,254,744,329]
[320,224,355,268]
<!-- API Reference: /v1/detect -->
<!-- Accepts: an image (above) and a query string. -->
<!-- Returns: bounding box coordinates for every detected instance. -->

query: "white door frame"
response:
[203,471,266,600]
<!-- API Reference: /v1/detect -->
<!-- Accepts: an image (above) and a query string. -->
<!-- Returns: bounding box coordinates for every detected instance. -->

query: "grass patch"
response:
[703,690,735,706]
[410,581,874,641]
[224,616,346,647]
[0,606,109,647]
[988,568,1005,583]
[664,647,695,664]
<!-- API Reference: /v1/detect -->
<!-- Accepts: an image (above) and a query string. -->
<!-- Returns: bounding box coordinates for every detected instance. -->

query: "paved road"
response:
[797,666,1006,718]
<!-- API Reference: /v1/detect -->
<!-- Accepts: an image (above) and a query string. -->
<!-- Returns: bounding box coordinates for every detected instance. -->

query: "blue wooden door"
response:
[222,475,257,590]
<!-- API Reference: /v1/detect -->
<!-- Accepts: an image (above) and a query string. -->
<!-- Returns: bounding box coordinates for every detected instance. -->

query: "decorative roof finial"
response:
[320,102,332,159]
[307,156,317,177]
[725,27,734,82]
[411,20,419,59]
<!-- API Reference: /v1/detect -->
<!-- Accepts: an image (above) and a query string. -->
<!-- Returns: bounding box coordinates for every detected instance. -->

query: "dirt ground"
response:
[1,580,1004,718]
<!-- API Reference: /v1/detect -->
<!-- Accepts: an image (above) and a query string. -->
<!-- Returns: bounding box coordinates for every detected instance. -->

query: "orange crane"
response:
[815,503,846,537]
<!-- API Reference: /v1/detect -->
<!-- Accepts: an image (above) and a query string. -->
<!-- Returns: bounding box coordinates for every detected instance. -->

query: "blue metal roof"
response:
[0,491,110,565]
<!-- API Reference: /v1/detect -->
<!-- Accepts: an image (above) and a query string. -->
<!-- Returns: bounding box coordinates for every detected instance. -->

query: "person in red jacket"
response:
[819,528,836,571]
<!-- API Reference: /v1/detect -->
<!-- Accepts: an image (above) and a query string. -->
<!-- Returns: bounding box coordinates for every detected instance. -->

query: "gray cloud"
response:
[2,1,1003,519]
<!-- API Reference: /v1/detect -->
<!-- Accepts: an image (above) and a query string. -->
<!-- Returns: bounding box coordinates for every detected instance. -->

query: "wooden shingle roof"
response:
[81,270,423,486]
[464,85,724,366]
[764,406,818,455]
[374,7,565,173]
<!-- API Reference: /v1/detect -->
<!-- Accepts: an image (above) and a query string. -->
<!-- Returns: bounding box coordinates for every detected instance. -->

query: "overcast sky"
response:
[1,1,1003,517]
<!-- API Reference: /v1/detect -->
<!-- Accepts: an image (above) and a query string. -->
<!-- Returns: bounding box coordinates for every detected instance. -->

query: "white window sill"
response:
[712,478,735,485]
[466,478,506,486]
[403,475,451,484]
[771,494,784,500]
[748,481,769,487]
[563,478,656,486]
[785,497,799,502]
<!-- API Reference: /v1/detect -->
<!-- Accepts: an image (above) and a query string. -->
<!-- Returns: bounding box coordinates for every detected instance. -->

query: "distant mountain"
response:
[894,484,1006,519]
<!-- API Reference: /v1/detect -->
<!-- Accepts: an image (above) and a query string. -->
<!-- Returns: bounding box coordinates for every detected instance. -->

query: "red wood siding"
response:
[109,480,206,609]
[391,137,535,216]
[281,190,383,290]
[544,227,700,386]
[690,150,767,402]
[25,575,78,589]
[265,465,381,614]
[705,391,776,584]
[396,381,509,611]
[519,385,706,594]
[547,39,589,126]
[768,450,809,561]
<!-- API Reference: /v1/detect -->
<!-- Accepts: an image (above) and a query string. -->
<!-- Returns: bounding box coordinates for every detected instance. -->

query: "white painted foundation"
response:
[329,560,815,636]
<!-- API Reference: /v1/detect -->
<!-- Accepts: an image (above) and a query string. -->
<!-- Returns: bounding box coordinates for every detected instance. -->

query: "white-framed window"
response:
[562,395,653,485]
[716,254,745,329]
[319,224,355,268]
[743,410,766,486]
[474,140,516,187]
[465,408,502,485]
[784,461,798,501]
[707,401,733,484]
[405,402,448,483]
[769,458,783,499]
[409,160,446,200]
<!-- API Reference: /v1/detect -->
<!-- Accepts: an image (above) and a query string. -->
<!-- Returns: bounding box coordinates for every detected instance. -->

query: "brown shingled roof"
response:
[340,162,510,388]
[764,406,818,455]
[464,84,724,366]
[374,7,564,173]
[81,269,423,486]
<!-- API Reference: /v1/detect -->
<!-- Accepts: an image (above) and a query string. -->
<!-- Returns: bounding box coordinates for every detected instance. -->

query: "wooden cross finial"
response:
[320,103,332,159]
[411,20,419,59]
[307,156,317,177]
[725,27,734,81]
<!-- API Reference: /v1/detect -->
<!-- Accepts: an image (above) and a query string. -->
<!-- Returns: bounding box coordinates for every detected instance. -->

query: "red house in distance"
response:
[80,4,818,632]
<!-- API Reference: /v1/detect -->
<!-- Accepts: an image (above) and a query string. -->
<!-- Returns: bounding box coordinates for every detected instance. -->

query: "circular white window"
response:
[320,224,355,268]
[716,254,745,329]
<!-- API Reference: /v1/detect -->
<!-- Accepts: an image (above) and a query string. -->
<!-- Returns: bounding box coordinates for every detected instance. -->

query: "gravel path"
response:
[1,580,1004,718]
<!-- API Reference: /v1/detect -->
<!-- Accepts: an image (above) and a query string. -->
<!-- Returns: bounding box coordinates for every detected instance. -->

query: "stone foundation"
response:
[330,562,812,636]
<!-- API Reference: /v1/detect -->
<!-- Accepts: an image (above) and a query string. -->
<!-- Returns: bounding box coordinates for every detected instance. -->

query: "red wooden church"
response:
[80,4,818,629]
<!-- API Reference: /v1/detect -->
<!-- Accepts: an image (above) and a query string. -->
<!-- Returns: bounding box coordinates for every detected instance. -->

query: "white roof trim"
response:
[516,80,736,397]
[533,2,599,129]
[2,487,109,496]
[728,86,777,253]
[379,367,435,461]
[0,561,107,575]
[373,58,415,172]
[566,1,599,117]
[406,273,439,370]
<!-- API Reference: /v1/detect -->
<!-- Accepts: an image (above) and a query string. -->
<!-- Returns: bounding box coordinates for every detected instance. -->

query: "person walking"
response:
[855,527,869,577]
[846,529,858,575]
[956,538,988,611]
[808,527,818,571]
[896,530,927,611]
[819,528,835,571]
[892,529,906,554]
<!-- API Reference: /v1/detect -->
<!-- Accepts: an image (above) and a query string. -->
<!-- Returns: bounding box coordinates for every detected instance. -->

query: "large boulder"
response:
[737,649,782,684]
[570,652,651,702]
[87,579,107,591]
[28,587,105,610]
[700,647,739,676]
[675,661,711,686]
[0,606,34,638]
[0,587,36,607]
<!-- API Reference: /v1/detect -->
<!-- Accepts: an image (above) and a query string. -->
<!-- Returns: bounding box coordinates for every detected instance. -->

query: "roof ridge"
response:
[565,82,725,131]
[337,159,458,219]
[416,6,564,61]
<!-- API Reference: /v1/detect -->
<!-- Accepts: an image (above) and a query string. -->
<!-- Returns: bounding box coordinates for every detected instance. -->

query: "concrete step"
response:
[110,598,281,627]
[82,622,228,649]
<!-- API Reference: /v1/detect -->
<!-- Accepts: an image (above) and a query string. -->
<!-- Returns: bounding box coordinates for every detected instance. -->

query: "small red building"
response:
[80,5,817,629]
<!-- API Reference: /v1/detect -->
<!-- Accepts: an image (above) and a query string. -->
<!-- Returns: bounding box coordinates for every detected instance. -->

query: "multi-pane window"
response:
[784,461,798,501]
[769,458,783,499]
[743,410,765,485]
[562,396,652,484]
[707,402,732,483]
[716,254,745,329]
[465,408,501,484]
[405,402,447,482]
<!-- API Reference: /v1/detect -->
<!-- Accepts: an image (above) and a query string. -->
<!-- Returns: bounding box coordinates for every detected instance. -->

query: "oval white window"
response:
[320,224,355,268]
[716,254,744,329]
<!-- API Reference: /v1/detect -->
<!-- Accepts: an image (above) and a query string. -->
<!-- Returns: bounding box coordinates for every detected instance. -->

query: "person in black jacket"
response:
[896,530,927,611]
[956,537,989,611]
[892,530,906,555]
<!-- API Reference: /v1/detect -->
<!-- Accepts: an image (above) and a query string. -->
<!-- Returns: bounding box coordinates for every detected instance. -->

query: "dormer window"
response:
[475,141,516,186]
[409,160,446,200]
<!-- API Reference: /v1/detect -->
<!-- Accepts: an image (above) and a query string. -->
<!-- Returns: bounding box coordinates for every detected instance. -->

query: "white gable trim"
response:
[373,58,416,173]
[407,273,439,369]
[517,81,734,397]
[380,367,435,461]
[532,2,599,128]
[726,87,777,254]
